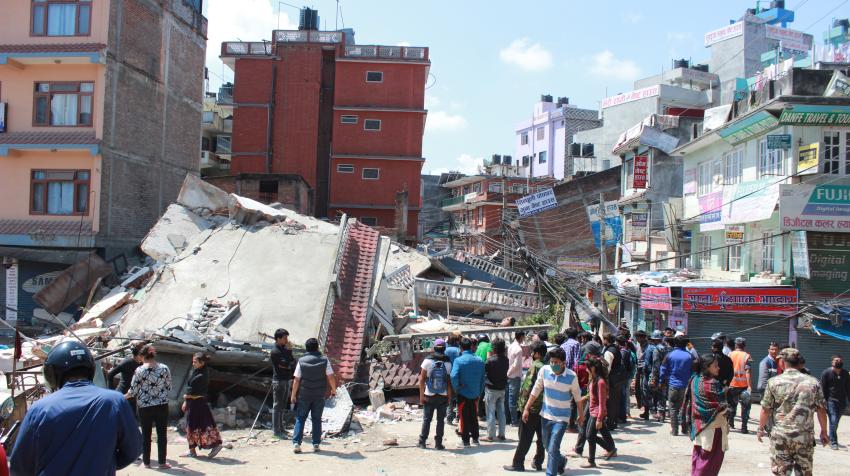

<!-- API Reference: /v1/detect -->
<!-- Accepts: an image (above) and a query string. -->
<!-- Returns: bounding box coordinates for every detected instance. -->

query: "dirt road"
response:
[120,403,850,475]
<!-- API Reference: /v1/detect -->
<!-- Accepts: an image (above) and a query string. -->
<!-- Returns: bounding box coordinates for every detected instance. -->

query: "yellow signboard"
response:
[797,142,819,175]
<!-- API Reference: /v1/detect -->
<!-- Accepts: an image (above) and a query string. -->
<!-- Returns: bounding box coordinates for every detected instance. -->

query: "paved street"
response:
[121,403,850,475]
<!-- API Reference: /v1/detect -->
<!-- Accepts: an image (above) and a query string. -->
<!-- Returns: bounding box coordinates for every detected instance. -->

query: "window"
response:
[337,164,354,173]
[32,0,92,36]
[340,115,358,124]
[723,148,743,185]
[761,232,775,272]
[33,82,94,126]
[258,180,279,203]
[697,161,713,196]
[823,130,850,175]
[31,170,90,215]
[364,119,381,131]
[536,127,544,140]
[473,182,481,193]
[538,151,547,164]
[360,217,378,226]
[488,183,502,194]
[758,139,785,177]
[477,207,483,225]
[365,71,383,82]
[510,184,528,194]
[698,235,712,269]
[520,132,528,145]
[727,244,742,271]
[362,168,380,180]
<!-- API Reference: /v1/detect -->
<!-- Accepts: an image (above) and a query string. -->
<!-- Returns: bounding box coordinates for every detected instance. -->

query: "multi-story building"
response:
[0,0,206,326]
[514,95,600,180]
[217,9,428,241]
[419,172,462,250]
[200,90,232,175]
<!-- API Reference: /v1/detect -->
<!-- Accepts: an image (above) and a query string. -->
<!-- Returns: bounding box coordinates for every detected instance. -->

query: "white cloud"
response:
[499,38,553,72]
[424,94,441,109]
[426,110,468,132]
[588,50,641,80]
[396,41,412,47]
[667,32,693,42]
[431,154,484,176]
[205,0,296,89]
[623,12,643,24]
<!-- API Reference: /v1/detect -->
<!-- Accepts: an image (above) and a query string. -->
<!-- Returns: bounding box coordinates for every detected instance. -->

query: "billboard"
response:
[641,287,672,311]
[516,188,557,217]
[704,21,744,47]
[586,201,622,247]
[722,177,780,226]
[682,287,798,314]
[779,184,850,232]
[699,191,723,231]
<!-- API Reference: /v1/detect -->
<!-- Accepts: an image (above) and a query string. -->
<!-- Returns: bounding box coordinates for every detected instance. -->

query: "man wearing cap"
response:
[728,337,753,434]
[758,348,829,475]
[418,338,452,450]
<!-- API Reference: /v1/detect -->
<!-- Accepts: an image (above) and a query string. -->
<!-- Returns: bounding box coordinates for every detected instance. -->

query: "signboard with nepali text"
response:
[765,25,812,52]
[767,134,791,150]
[641,287,672,311]
[699,191,723,231]
[601,85,660,109]
[791,231,810,279]
[5,264,17,321]
[682,287,798,314]
[722,178,780,226]
[780,184,850,232]
[633,155,648,189]
[516,188,557,217]
[725,225,744,244]
[704,21,744,47]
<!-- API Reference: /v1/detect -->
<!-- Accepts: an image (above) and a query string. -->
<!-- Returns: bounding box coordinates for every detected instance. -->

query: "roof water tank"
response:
[492,154,502,164]
[672,58,689,69]
[570,143,582,156]
[582,143,595,157]
[299,8,319,31]
[503,155,512,165]
[541,94,553,103]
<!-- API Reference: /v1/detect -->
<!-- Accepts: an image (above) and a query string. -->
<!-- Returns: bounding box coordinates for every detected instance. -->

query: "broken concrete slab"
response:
[141,204,212,263]
[177,173,231,213]
[227,195,288,226]
[120,266,153,289]
[79,291,132,324]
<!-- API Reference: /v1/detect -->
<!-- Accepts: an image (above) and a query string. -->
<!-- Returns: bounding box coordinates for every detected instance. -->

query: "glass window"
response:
[364,119,381,131]
[362,168,380,179]
[477,207,483,225]
[536,127,544,140]
[723,148,743,185]
[31,169,90,215]
[520,132,528,145]
[340,115,358,124]
[698,161,713,196]
[360,217,378,226]
[538,151,547,164]
[337,164,354,173]
[699,235,712,269]
[33,1,92,37]
[366,71,383,82]
[758,139,785,177]
[822,130,850,175]
[488,183,502,193]
[33,82,94,126]
[761,233,775,272]
[727,244,742,271]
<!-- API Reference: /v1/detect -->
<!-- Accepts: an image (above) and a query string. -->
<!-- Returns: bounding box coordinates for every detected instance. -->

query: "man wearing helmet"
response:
[10,340,142,475]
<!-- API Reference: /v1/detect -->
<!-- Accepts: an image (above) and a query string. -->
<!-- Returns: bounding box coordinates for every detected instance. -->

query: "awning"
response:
[811,320,850,343]
[717,110,780,145]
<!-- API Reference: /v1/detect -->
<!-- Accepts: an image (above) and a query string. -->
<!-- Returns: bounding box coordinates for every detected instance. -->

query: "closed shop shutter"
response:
[795,328,850,378]
[687,313,789,391]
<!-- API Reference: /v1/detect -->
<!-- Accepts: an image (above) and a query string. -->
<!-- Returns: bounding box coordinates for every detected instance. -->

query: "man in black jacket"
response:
[482,338,509,441]
[270,328,296,438]
[712,338,734,388]
[291,338,336,453]
[821,354,850,449]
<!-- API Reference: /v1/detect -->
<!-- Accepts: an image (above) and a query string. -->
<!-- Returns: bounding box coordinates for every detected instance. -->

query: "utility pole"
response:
[501,170,508,268]
[598,192,609,320]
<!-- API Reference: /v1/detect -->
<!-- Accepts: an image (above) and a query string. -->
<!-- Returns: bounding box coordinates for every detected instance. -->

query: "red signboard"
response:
[682,287,798,314]
[641,286,672,311]
[633,155,648,189]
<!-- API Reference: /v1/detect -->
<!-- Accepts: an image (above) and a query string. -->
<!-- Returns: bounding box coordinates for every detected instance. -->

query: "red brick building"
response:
[219,20,428,241]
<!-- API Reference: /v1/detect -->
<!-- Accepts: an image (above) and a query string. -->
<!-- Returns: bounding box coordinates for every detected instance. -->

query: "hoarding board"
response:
[682,287,798,314]
[516,188,557,217]
[779,184,850,232]
[641,287,672,311]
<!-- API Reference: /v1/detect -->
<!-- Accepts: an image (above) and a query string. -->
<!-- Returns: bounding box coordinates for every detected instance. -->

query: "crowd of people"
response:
[2,324,845,475]
[416,326,845,476]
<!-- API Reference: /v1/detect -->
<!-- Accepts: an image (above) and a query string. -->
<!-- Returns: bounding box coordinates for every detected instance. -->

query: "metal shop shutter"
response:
[795,329,850,378]
[688,313,788,391]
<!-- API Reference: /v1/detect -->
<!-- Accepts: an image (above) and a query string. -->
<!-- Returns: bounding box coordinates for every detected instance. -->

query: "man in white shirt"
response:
[418,339,452,450]
[506,329,526,427]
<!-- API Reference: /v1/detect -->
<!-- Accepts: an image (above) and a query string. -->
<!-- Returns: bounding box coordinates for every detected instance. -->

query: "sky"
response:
[204,0,848,175]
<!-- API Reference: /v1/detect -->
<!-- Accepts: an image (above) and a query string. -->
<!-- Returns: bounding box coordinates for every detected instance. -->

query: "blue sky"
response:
[205,0,847,174]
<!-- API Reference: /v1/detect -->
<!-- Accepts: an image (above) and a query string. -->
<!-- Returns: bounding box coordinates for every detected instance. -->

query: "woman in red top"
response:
[581,358,617,468]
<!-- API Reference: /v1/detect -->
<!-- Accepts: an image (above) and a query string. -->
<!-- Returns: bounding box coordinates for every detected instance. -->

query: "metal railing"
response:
[413,278,544,312]
[215,135,231,154]
[450,250,528,287]
[318,215,349,351]
[273,29,343,44]
[376,324,553,356]
[440,195,465,208]
[221,41,272,56]
[344,45,428,61]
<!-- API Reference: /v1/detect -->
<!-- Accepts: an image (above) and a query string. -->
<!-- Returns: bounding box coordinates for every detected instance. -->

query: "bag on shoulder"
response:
[427,359,448,394]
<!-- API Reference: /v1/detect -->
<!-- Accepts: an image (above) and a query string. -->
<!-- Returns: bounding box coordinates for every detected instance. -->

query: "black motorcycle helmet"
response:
[43,340,95,391]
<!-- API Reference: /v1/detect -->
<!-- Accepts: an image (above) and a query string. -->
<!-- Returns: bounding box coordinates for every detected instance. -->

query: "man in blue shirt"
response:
[450,337,485,447]
[11,340,142,475]
[660,335,695,436]
[641,331,660,419]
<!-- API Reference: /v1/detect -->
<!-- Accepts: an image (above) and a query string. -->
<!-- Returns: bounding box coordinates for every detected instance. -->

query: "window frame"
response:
[363,119,381,131]
[31,0,93,37]
[761,232,775,273]
[726,244,742,272]
[340,115,358,124]
[32,81,94,127]
[362,168,380,180]
[698,234,712,269]
[336,164,354,173]
[536,127,544,141]
[758,138,786,177]
[723,148,743,185]
[697,161,713,196]
[477,207,484,226]
[365,71,384,83]
[520,132,528,145]
[30,169,91,216]
[822,129,850,175]
[538,150,547,164]
[359,216,378,226]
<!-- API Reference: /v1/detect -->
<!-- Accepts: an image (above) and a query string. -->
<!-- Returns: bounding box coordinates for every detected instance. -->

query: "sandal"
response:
[208,445,222,459]
[604,450,618,460]
[179,452,197,458]
[158,463,172,469]
[580,462,597,468]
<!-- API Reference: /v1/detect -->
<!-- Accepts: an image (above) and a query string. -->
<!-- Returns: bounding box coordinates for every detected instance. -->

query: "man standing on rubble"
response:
[291,338,336,454]
[270,328,295,439]
[11,340,142,475]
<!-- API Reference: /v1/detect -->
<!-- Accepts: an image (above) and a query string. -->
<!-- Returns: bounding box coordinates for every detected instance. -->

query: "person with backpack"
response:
[503,343,547,472]
[418,338,452,450]
[603,333,625,430]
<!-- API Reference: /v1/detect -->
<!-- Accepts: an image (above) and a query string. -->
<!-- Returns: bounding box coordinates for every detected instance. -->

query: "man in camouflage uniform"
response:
[757,348,829,476]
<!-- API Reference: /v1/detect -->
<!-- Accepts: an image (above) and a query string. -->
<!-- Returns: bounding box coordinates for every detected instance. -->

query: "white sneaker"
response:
[293,444,302,454]
[313,444,321,452]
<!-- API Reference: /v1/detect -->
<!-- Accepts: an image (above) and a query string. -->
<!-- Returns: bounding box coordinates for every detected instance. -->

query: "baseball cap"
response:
[434,338,446,347]
[583,341,603,357]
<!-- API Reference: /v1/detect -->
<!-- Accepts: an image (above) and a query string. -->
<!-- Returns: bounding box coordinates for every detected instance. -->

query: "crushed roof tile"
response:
[0,43,105,53]
[0,131,99,145]
[0,219,95,236]
[369,353,427,390]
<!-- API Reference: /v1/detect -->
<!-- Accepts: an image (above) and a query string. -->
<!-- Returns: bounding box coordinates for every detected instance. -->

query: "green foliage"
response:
[519,303,563,330]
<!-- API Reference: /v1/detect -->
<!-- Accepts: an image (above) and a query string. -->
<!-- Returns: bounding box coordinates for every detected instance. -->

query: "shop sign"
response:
[802,232,850,299]
[779,105,850,126]
[682,287,798,314]
[5,264,17,321]
[797,142,819,175]
[516,188,557,217]
[629,212,648,242]
[766,134,791,149]
[699,191,723,231]
[601,85,660,109]
[779,184,850,232]
[765,25,812,52]
[668,308,688,334]
[725,225,744,244]
[641,287,672,311]
[586,201,622,247]
[704,21,744,47]
[825,70,850,98]
[722,177,780,226]
[633,155,648,189]
[790,230,810,279]
[21,270,62,294]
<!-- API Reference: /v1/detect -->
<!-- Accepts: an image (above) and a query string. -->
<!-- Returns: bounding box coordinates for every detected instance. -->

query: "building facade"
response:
[0,0,206,326]
[219,15,428,241]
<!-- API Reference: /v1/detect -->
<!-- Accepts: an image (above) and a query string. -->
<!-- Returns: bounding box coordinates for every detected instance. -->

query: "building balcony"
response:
[440,195,465,208]
[215,135,231,154]
[342,45,429,62]
[413,278,544,316]
[217,85,234,106]
[0,43,105,68]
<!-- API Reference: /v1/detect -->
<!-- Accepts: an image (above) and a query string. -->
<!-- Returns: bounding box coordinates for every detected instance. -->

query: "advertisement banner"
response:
[629,212,648,242]
[704,21,744,47]
[802,232,850,300]
[765,25,812,52]
[779,105,850,126]
[766,134,791,149]
[587,201,622,247]
[633,155,648,189]
[797,143,819,175]
[5,264,18,321]
[516,188,557,217]
[790,230,810,279]
[684,169,697,195]
[682,287,798,314]
[699,191,723,231]
[779,184,850,232]
[722,178,780,226]
[641,287,672,311]
[601,85,660,109]
[725,225,744,244]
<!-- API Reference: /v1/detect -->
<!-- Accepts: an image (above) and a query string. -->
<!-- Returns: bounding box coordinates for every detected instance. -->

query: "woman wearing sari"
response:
[683,353,729,476]
[181,353,223,458]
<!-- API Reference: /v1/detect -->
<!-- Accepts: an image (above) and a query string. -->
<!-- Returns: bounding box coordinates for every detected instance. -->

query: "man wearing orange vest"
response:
[727,337,753,434]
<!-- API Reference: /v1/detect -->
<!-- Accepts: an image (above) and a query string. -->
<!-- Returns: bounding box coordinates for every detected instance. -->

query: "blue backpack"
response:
[426,359,448,394]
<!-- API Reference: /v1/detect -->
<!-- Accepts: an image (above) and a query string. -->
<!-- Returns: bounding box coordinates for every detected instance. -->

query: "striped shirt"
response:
[529,365,580,422]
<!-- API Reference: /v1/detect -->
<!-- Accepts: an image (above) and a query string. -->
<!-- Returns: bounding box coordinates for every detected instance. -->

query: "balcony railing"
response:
[273,29,343,44]
[440,195,465,208]
[344,45,428,61]
[221,41,272,56]
[449,250,528,287]
[215,135,231,154]
[413,278,544,314]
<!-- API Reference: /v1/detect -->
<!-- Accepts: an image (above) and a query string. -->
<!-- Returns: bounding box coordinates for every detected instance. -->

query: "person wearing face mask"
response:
[820,354,850,450]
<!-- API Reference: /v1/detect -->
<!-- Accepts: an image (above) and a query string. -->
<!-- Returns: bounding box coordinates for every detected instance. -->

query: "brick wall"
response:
[334,62,427,109]
[204,175,313,216]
